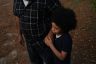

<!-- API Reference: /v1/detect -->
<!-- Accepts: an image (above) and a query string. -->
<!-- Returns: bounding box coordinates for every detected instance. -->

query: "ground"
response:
[0,0,96,64]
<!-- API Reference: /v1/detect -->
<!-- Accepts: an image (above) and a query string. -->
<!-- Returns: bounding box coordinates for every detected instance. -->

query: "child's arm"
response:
[50,43,67,60]
[44,36,67,61]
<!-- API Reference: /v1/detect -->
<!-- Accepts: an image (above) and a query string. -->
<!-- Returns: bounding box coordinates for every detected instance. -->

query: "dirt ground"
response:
[0,0,96,64]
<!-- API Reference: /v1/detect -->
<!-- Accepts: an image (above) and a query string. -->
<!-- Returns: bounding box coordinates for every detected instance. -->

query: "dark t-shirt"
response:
[53,33,72,64]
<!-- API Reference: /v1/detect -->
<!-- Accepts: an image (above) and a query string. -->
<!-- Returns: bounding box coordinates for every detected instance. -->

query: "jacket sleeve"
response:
[13,0,20,17]
[46,0,65,20]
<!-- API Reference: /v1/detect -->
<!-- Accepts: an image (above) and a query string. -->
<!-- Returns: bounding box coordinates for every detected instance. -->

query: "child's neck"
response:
[56,33,63,38]
[56,32,64,35]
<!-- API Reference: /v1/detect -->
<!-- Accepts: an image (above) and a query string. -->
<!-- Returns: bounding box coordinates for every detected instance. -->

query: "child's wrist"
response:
[49,43,54,48]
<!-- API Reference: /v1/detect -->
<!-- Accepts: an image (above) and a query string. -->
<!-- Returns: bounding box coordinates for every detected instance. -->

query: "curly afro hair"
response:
[52,8,77,33]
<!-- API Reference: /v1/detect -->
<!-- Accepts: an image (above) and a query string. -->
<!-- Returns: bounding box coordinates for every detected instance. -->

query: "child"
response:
[44,8,77,64]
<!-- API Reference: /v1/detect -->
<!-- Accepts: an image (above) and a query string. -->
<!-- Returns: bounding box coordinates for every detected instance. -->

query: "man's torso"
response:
[13,0,52,40]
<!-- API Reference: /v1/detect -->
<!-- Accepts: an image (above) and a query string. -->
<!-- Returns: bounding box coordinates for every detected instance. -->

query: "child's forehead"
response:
[52,22,60,28]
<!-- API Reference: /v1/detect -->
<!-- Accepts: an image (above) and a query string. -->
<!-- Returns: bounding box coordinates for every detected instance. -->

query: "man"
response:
[13,0,66,64]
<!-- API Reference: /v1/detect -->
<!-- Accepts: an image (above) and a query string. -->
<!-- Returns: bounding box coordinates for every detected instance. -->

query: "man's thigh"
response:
[32,41,54,64]
[26,42,43,64]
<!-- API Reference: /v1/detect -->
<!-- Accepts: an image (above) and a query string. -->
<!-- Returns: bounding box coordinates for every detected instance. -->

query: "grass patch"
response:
[91,0,96,11]
[74,0,80,4]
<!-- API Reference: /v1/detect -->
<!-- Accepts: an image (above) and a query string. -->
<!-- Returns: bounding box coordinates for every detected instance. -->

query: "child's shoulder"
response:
[60,33,72,43]
[61,33,71,39]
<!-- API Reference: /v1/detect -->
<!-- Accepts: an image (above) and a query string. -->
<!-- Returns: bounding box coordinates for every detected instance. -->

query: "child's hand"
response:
[47,30,54,41]
[44,36,53,47]
[43,30,54,47]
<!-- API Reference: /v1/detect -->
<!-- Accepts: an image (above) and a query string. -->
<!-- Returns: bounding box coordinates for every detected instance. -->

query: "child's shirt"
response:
[53,33,72,64]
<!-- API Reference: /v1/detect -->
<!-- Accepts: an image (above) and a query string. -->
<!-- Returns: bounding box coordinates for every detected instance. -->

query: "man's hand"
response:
[19,34,26,47]
[15,33,25,47]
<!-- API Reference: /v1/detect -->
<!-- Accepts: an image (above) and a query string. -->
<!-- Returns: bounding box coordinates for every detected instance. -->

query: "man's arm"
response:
[46,0,65,20]
[13,0,17,16]
[13,0,21,17]
[44,0,65,41]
